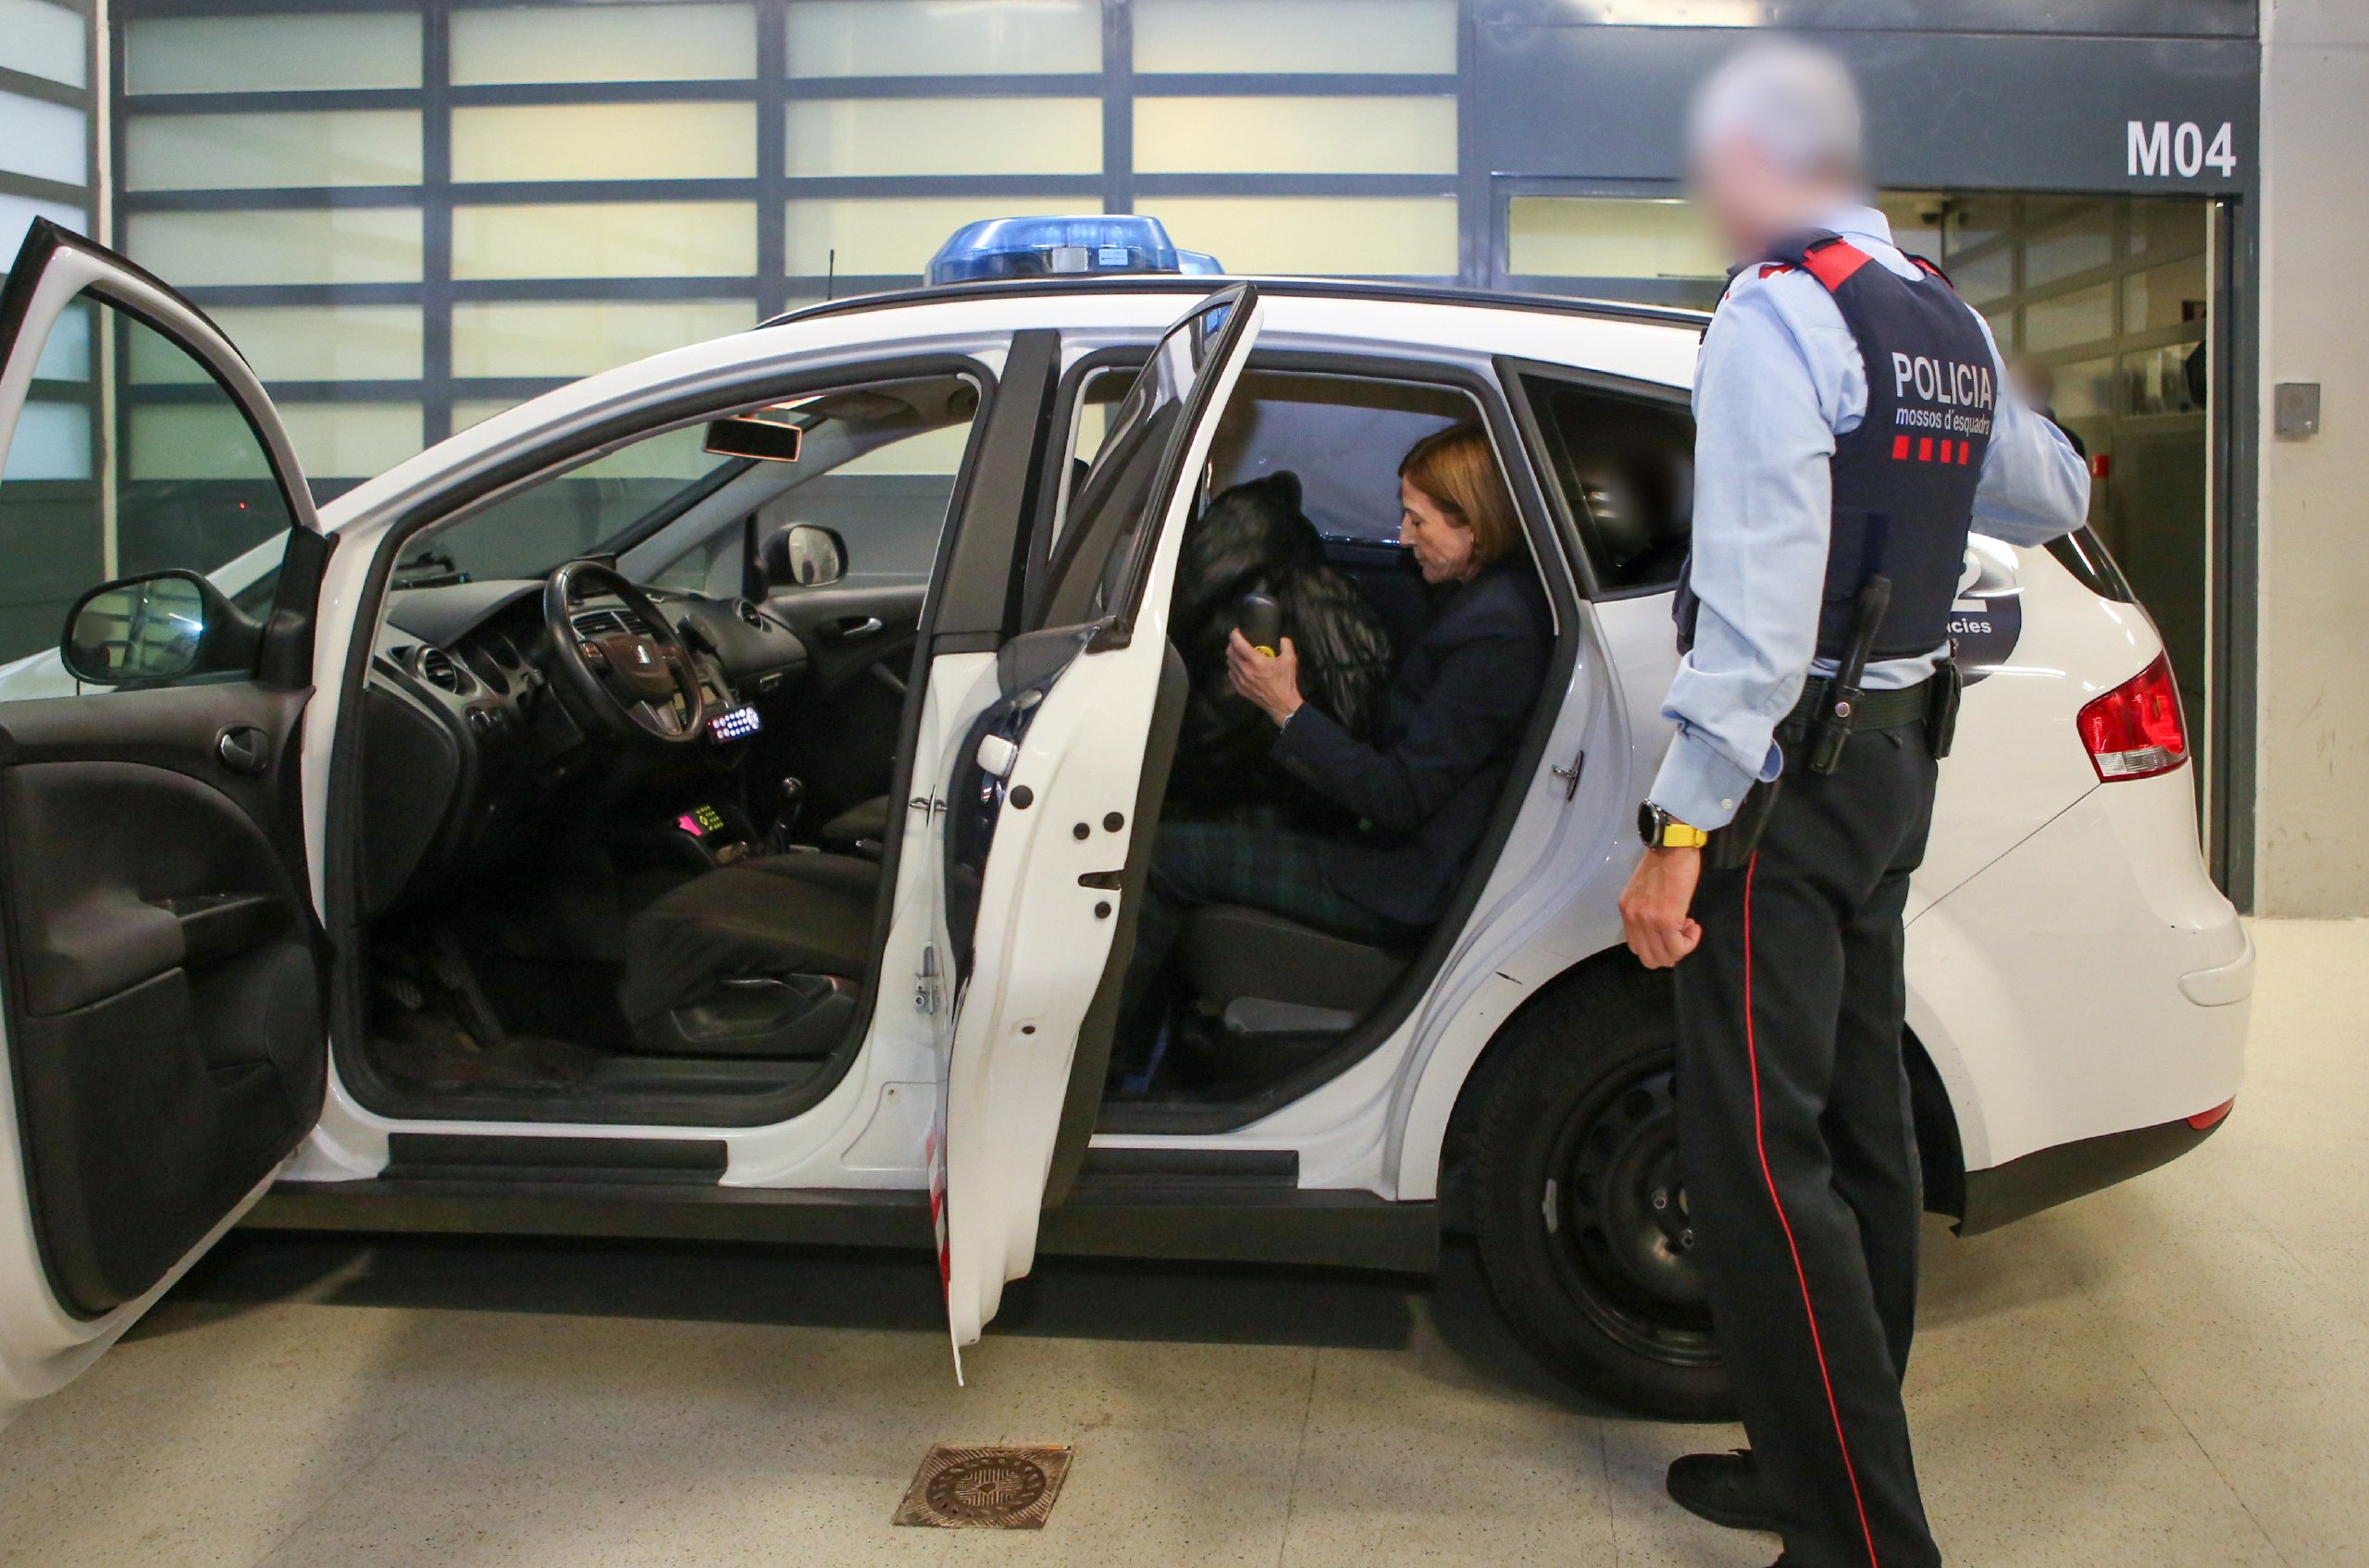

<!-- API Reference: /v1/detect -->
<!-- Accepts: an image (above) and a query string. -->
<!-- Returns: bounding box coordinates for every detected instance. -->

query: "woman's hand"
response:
[1227,629,1304,726]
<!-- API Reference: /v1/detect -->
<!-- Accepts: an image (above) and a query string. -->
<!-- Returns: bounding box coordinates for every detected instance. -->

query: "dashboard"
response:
[359,578,809,916]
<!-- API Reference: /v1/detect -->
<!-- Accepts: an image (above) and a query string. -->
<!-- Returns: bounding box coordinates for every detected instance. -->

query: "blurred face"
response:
[2009,356,2056,409]
[1691,132,1849,261]
[1400,477,1480,584]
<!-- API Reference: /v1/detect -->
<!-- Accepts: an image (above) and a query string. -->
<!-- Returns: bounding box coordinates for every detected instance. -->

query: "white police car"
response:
[0,217,2248,1419]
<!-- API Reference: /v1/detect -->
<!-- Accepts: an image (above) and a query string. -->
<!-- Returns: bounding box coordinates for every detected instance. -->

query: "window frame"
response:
[1497,354,1696,604]
[322,338,1010,1131]
[1086,340,1584,1136]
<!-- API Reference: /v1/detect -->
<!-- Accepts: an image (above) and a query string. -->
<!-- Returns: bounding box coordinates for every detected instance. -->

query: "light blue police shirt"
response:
[1647,204,2093,833]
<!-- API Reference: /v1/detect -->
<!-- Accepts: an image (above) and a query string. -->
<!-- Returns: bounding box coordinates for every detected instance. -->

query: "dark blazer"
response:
[1269,560,1552,929]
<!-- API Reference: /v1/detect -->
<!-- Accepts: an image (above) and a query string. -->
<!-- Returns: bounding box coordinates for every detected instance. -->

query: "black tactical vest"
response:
[1676,229,1995,663]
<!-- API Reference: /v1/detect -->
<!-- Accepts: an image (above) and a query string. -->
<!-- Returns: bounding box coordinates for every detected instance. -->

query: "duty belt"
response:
[1782,674,1933,736]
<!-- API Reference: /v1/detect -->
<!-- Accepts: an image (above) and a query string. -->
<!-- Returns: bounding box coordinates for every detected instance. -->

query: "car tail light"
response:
[2187,1099,2234,1132]
[2076,653,2188,781]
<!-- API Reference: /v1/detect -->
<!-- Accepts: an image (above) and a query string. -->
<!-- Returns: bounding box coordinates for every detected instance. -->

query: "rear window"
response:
[1521,373,1695,594]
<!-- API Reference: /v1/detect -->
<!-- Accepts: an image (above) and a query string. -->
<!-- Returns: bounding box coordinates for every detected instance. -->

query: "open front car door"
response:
[936,284,1262,1358]
[0,221,333,1418]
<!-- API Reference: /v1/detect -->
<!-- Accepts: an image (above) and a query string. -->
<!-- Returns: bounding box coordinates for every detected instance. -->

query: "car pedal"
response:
[425,928,509,1049]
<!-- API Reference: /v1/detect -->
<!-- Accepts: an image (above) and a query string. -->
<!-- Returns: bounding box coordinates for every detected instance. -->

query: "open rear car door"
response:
[0,221,331,1418]
[935,284,1262,1357]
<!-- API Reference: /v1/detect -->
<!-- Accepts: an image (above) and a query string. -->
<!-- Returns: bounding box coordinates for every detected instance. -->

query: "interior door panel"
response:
[759,581,927,821]
[0,683,322,1316]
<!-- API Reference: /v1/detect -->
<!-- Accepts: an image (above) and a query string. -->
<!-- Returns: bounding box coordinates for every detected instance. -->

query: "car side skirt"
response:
[1955,1110,2226,1236]
[246,1180,1440,1276]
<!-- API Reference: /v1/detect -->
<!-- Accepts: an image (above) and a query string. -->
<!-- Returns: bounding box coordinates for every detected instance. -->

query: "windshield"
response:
[392,425,746,589]
[391,375,979,592]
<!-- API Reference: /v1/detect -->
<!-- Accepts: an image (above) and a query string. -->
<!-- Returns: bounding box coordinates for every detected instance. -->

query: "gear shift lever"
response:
[768,776,806,853]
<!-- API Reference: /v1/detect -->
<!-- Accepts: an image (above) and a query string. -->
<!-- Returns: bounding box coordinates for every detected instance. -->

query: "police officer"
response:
[1618,43,2090,1568]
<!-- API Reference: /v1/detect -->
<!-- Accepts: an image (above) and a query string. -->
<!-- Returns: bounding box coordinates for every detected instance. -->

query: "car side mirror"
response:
[761,524,847,589]
[60,569,256,686]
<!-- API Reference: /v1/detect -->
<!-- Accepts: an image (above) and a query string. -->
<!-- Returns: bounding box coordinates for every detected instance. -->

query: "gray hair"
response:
[1687,39,1865,180]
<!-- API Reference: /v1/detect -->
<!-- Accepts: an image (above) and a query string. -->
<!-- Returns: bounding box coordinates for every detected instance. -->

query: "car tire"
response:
[1471,963,1734,1422]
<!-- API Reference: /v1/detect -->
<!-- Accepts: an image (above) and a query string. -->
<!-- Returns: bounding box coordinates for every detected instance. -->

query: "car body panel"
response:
[276,284,2243,1204]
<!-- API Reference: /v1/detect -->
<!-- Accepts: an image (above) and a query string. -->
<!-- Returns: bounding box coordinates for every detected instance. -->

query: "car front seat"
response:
[617,853,878,1058]
[1175,905,1411,1069]
[817,795,891,856]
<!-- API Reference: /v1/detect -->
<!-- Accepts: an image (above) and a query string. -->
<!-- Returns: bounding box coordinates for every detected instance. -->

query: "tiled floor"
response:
[1,920,2360,1567]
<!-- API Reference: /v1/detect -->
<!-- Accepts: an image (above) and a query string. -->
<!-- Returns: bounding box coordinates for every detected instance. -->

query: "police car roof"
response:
[758,273,1710,334]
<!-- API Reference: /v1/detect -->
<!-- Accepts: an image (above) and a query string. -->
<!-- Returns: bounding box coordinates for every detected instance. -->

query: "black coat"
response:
[1269,561,1552,929]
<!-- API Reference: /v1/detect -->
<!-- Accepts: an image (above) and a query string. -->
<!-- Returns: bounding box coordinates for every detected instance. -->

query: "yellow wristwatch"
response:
[1638,802,1710,851]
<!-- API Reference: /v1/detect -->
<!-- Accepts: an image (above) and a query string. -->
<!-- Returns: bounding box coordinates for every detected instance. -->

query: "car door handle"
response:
[216,725,272,775]
[1552,749,1585,801]
[830,616,884,642]
[159,892,293,966]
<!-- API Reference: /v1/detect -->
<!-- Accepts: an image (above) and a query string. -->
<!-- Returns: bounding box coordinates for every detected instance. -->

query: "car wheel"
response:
[1471,964,1733,1421]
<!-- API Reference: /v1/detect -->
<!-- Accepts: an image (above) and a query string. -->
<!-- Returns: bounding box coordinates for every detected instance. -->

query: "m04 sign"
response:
[2128,120,2238,180]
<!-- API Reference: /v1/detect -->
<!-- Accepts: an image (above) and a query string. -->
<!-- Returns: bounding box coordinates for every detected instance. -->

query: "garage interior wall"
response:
[2256,0,2369,914]
[97,0,1464,505]
[0,0,101,661]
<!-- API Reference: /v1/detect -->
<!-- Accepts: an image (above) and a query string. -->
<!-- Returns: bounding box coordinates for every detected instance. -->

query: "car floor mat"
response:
[370,1007,606,1093]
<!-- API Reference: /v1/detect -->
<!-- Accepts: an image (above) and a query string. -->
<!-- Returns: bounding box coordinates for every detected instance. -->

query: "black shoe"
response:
[1665,1449,1783,1533]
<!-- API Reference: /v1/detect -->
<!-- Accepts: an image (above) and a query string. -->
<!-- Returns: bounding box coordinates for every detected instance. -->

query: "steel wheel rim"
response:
[1539,1059,1721,1368]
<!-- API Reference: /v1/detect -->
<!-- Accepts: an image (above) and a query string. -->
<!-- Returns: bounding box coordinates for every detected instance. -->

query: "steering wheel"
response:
[542,559,709,745]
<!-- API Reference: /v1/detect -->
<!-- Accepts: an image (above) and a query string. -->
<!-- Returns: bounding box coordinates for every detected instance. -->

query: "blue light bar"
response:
[926,214,1224,287]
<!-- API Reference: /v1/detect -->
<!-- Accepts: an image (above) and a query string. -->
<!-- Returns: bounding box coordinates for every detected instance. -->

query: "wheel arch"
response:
[1402,940,1971,1231]
[1405,941,1659,1221]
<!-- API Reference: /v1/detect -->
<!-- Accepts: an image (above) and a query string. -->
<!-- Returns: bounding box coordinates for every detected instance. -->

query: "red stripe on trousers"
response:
[1742,852,1883,1568]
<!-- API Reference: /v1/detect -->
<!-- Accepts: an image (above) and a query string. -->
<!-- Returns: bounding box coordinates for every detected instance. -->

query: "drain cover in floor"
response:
[893,1443,1074,1529]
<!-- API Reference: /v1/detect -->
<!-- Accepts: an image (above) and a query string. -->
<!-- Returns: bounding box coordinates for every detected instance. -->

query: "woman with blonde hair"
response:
[1124,423,1551,1034]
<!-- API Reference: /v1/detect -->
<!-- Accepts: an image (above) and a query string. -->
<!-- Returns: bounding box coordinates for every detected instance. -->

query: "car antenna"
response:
[825,248,835,302]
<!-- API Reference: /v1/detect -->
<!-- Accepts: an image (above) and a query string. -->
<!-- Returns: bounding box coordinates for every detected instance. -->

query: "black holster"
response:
[1925,659,1963,759]
[1704,773,1782,871]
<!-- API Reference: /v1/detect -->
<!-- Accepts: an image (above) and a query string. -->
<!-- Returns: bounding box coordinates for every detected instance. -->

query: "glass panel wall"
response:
[125,111,424,191]
[108,0,1466,480]
[450,203,755,280]
[0,0,96,654]
[0,0,89,89]
[1504,195,1726,306]
[450,102,758,184]
[1,0,91,264]
[450,301,756,379]
[124,13,422,93]
[785,97,1102,177]
[1132,0,1455,74]
[1885,190,2214,782]
[0,91,88,188]
[1133,96,1456,176]
[1136,196,1457,276]
[125,209,425,286]
[785,0,1100,76]
[450,3,755,85]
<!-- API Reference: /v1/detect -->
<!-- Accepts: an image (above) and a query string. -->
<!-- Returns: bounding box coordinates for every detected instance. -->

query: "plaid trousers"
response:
[1122,819,1404,1020]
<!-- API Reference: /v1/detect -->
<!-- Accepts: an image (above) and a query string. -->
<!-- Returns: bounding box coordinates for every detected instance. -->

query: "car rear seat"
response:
[1177,904,1410,1043]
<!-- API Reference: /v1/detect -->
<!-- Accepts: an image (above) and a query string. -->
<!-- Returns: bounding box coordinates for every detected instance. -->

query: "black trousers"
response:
[1675,719,1941,1568]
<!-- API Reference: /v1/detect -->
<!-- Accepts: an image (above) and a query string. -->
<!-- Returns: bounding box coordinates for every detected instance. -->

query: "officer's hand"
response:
[1227,630,1304,726]
[1620,847,1702,969]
